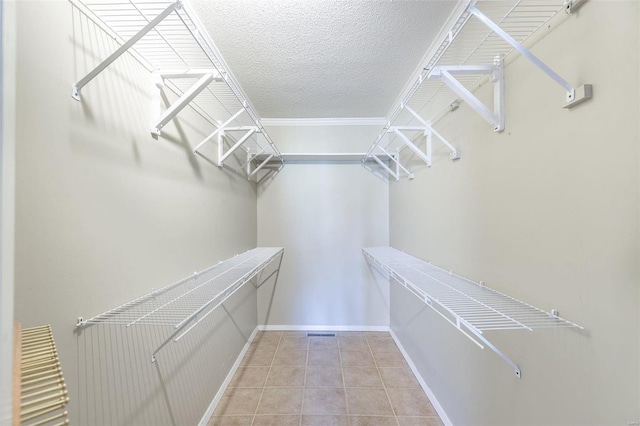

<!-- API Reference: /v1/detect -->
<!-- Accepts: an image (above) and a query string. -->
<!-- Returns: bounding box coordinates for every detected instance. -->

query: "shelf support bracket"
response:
[248,154,274,179]
[468,5,592,108]
[372,154,399,181]
[428,62,505,132]
[151,73,215,136]
[192,108,245,154]
[404,106,461,163]
[219,128,258,166]
[380,146,413,180]
[390,124,459,168]
[71,1,180,100]
[391,128,431,165]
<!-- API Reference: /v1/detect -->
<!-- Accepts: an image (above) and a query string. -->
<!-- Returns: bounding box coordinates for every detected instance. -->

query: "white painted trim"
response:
[389,329,453,426]
[0,1,16,424]
[198,326,260,426]
[258,325,390,332]
[261,117,387,127]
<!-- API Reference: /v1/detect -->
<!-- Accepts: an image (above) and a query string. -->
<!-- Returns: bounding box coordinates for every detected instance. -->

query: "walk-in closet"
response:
[1,0,639,425]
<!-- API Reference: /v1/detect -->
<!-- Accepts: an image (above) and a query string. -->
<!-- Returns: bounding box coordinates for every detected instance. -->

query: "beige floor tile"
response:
[282,330,309,337]
[207,415,252,426]
[240,350,275,367]
[337,336,370,352]
[256,387,303,415]
[307,349,341,366]
[368,339,401,354]
[252,415,301,425]
[273,349,307,366]
[366,334,393,342]
[302,415,349,425]
[254,331,282,342]
[249,339,279,352]
[378,367,420,388]
[349,416,398,426]
[386,388,437,417]
[345,388,394,416]
[229,367,270,388]
[340,350,375,367]
[396,417,444,426]
[309,337,338,351]
[302,387,347,415]
[337,331,366,337]
[372,351,408,368]
[213,388,262,415]
[279,336,309,351]
[365,332,390,338]
[306,365,344,387]
[342,367,383,388]
[266,365,306,387]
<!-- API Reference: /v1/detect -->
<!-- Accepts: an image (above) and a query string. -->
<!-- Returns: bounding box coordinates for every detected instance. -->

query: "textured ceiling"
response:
[188,0,459,119]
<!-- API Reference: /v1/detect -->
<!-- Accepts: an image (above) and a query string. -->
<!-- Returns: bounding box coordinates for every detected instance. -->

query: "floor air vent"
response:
[307,332,336,337]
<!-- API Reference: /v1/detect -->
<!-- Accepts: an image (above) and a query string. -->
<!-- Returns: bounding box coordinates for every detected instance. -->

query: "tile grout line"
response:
[250,331,283,426]
[299,333,310,426]
[367,332,401,426]
[336,333,351,426]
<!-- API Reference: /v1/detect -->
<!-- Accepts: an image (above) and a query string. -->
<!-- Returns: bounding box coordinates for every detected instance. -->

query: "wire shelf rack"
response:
[71,0,283,175]
[365,0,578,164]
[77,247,284,362]
[363,246,583,378]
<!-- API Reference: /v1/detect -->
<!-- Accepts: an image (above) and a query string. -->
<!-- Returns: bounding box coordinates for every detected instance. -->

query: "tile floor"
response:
[208,331,443,426]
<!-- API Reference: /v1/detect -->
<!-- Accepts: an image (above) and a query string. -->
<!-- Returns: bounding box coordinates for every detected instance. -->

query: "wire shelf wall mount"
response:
[363,246,583,378]
[363,0,593,181]
[71,0,283,181]
[76,247,284,362]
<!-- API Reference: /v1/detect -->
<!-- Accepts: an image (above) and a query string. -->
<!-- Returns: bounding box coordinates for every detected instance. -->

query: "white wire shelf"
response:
[363,246,583,378]
[77,247,284,362]
[364,0,591,174]
[71,0,283,178]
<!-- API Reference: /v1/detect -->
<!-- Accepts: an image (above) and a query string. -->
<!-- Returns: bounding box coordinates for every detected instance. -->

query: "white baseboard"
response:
[198,326,259,426]
[258,325,390,332]
[389,329,452,426]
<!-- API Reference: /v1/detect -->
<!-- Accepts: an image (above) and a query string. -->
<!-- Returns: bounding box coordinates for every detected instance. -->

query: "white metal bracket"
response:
[71,1,181,100]
[192,108,245,156]
[372,154,399,181]
[150,72,217,136]
[381,147,413,180]
[247,153,274,180]
[468,5,592,108]
[564,0,587,14]
[217,127,260,167]
[404,105,461,164]
[428,62,505,132]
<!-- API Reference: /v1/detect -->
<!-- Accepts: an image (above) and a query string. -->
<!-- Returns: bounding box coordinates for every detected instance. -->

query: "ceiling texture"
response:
[189,0,459,119]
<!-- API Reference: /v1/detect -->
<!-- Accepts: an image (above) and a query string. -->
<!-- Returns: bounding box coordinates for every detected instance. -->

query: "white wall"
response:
[14,2,258,424]
[390,2,639,425]
[0,1,16,424]
[257,125,390,328]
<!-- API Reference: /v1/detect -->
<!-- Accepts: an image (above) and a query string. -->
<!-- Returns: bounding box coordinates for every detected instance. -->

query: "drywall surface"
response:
[257,125,390,328]
[389,2,639,425]
[14,2,257,424]
[0,1,16,424]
